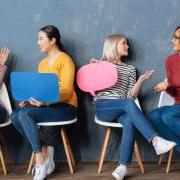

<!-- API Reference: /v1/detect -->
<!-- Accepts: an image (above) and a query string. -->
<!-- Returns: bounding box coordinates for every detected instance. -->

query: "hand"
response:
[154,81,168,92]
[18,101,29,107]
[0,47,10,65]
[90,58,100,64]
[138,70,155,83]
[29,98,46,107]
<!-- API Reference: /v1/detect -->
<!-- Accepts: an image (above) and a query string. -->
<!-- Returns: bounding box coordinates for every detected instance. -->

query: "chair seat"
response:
[94,116,123,128]
[37,118,77,126]
[0,121,11,128]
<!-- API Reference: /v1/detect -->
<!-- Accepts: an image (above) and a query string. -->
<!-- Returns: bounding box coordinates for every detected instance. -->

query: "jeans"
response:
[149,104,180,151]
[94,98,157,165]
[0,105,7,123]
[11,103,77,153]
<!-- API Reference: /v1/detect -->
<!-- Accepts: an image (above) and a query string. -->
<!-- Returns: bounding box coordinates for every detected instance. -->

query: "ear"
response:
[50,37,56,45]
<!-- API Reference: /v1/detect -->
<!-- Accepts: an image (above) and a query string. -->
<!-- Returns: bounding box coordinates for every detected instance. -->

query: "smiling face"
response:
[38,31,56,53]
[172,27,180,52]
[116,38,129,57]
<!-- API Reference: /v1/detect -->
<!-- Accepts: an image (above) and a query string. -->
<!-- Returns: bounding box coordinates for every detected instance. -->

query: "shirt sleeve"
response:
[165,58,176,96]
[0,64,7,87]
[127,67,136,99]
[59,56,75,102]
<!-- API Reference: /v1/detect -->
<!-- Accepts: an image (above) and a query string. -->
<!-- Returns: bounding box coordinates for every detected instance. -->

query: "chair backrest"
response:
[158,90,175,107]
[0,83,12,124]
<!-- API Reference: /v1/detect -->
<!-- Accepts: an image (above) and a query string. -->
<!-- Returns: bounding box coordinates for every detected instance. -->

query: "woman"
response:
[0,47,10,123]
[149,26,180,151]
[11,25,77,180]
[93,34,176,180]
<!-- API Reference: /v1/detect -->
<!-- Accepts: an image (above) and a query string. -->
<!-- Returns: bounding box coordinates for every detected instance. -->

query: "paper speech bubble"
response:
[77,61,117,96]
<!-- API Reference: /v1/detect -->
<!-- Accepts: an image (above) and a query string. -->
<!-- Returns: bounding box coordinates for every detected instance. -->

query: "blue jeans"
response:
[149,105,180,151]
[11,103,77,153]
[94,99,157,165]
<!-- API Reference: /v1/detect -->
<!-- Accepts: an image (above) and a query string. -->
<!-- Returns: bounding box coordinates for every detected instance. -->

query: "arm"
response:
[59,56,75,102]
[0,48,9,86]
[154,58,175,94]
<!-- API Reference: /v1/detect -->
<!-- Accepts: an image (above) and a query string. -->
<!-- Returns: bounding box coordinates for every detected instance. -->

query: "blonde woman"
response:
[93,34,176,180]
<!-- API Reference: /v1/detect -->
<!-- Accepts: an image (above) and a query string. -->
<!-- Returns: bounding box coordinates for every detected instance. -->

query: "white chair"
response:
[95,99,144,174]
[27,118,77,174]
[157,90,175,173]
[0,83,12,175]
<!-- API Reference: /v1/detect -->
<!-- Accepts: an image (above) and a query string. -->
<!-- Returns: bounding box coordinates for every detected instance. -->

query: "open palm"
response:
[0,48,10,65]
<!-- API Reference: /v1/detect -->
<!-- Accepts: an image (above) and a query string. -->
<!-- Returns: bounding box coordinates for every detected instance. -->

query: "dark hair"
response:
[39,25,66,52]
[175,26,180,32]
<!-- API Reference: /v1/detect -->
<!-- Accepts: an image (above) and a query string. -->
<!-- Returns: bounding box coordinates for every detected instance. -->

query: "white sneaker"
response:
[112,165,127,180]
[45,146,55,175]
[153,136,176,155]
[32,163,47,180]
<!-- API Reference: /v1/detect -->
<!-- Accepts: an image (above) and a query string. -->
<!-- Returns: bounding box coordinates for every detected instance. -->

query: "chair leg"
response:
[158,154,163,165]
[98,127,111,173]
[61,127,74,174]
[63,130,75,167]
[134,141,144,174]
[0,149,7,175]
[27,152,35,174]
[166,148,174,173]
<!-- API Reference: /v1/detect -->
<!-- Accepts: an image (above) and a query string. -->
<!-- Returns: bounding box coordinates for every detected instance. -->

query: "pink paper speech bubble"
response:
[77,61,117,96]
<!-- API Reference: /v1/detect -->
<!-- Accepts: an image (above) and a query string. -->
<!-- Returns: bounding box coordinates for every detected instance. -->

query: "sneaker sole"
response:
[156,143,176,155]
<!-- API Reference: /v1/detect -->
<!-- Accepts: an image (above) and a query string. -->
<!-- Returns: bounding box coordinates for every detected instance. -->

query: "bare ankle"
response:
[35,152,45,165]
[42,146,48,158]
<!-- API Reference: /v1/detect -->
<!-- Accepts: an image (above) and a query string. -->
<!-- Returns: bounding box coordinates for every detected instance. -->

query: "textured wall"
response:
[0,0,180,163]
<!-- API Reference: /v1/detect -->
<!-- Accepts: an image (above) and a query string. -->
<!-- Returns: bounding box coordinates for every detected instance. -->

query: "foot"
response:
[153,136,176,155]
[112,165,127,180]
[32,162,47,180]
[45,146,55,174]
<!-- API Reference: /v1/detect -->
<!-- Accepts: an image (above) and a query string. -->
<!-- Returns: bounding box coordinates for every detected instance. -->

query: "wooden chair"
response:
[157,90,175,173]
[0,83,12,175]
[27,118,77,174]
[95,99,144,174]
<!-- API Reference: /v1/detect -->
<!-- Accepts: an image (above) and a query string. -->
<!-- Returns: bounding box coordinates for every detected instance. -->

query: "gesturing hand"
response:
[138,70,155,83]
[0,47,10,65]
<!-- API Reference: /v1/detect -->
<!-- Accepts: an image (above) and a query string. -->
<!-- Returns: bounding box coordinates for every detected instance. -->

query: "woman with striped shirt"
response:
[93,34,176,180]
[0,47,9,123]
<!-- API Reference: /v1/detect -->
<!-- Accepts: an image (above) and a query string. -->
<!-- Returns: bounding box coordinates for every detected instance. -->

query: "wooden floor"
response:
[1,162,180,179]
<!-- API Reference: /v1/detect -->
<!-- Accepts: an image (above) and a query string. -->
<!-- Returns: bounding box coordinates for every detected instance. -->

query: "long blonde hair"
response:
[102,34,127,61]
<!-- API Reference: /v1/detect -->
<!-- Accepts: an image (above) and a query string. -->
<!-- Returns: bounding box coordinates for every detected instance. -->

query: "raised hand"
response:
[0,47,10,65]
[138,70,155,83]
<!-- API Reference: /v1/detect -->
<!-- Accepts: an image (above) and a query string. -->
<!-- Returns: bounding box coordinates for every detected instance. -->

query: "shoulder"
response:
[166,53,178,63]
[122,63,136,72]
[58,52,73,62]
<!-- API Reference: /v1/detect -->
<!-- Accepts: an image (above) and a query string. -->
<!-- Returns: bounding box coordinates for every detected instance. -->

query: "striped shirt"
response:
[0,64,7,87]
[94,63,136,101]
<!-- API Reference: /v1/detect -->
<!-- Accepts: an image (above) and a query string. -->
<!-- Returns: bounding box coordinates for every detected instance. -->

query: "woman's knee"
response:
[161,113,173,126]
[149,109,160,122]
